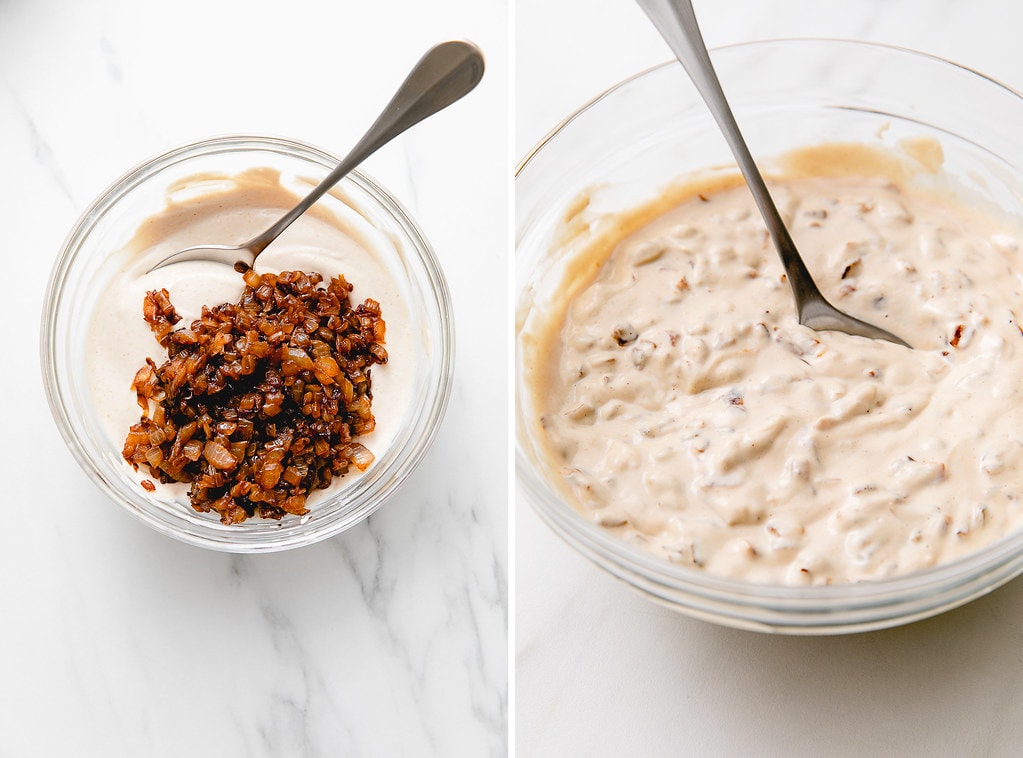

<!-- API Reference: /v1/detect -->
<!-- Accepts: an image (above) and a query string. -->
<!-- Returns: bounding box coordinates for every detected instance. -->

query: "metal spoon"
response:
[149,40,485,272]
[635,0,909,347]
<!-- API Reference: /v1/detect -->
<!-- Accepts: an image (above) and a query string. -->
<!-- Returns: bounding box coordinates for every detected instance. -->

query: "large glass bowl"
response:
[516,39,1023,633]
[44,135,453,552]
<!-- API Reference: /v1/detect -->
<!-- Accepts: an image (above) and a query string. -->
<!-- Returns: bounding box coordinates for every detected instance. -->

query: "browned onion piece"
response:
[121,269,387,524]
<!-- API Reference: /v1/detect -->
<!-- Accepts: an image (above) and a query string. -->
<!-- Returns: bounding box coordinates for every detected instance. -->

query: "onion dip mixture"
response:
[526,145,1023,584]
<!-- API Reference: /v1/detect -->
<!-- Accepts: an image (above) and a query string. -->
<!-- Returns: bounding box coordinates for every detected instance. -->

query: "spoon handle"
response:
[248,40,485,255]
[635,0,825,308]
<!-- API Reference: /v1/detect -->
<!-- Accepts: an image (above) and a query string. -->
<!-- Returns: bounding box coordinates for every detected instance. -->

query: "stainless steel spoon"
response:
[149,40,485,272]
[635,0,909,347]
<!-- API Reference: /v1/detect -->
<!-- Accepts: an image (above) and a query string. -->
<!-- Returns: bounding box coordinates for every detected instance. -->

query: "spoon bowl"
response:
[636,0,909,347]
[149,40,484,272]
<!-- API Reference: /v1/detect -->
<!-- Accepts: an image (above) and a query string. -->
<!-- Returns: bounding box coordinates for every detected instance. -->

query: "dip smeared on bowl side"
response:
[87,168,414,522]
[525,143,1023,584]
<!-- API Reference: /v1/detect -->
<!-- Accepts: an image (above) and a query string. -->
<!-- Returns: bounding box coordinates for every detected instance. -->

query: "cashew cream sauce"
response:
[528,145,1023,584]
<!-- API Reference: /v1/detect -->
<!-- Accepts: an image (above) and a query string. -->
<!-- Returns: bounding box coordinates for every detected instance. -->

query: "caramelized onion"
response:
[121,269,387,524]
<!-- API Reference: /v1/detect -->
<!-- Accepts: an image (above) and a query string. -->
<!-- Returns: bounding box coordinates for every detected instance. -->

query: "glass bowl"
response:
[43,135,454,552]
[516,39,1023,633]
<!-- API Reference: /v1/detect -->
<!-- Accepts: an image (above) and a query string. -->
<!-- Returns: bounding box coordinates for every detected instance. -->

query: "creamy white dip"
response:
[86,168,413,508]
[528,147,1023,584]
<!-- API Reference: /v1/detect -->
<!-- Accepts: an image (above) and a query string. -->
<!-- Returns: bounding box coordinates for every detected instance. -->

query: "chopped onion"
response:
[121,270,387,524]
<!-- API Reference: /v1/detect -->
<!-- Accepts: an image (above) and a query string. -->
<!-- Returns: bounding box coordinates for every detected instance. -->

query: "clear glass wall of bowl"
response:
[516,40,1023,633]
[44,136,453,552]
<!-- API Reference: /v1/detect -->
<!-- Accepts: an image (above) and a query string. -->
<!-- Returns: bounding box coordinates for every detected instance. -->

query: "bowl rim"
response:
[42,133,454,552]
[516,36,1023,177]
[514,37,1023,627]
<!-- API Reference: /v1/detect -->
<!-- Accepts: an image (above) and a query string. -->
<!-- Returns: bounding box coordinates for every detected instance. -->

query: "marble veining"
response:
[0,0,507,755]
[517,1,1023,756]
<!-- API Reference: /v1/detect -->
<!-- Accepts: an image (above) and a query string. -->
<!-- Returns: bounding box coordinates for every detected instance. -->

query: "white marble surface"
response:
[516,1,1023,756]
[0,0,507,755]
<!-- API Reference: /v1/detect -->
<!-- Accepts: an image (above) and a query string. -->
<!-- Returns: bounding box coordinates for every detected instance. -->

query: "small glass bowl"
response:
[516,40,1023,633]
[43,135,453,552]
